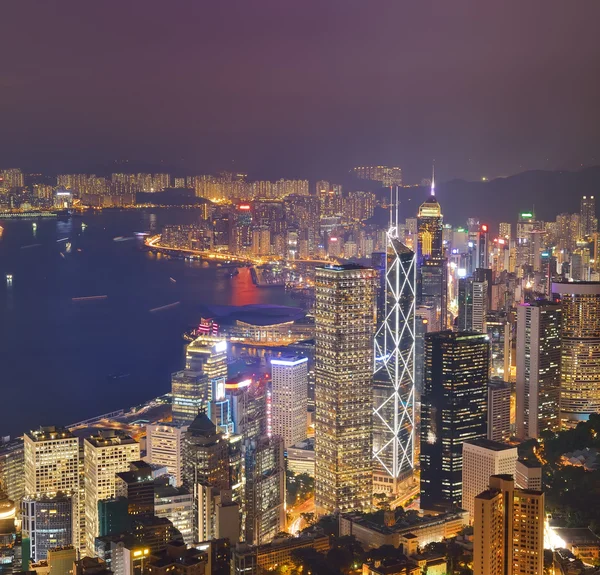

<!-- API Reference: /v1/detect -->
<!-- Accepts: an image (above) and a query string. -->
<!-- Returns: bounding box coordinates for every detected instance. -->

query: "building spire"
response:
[431,164,436,197]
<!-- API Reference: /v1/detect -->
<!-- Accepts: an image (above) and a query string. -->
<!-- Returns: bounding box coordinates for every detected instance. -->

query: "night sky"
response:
[2,1,599,183]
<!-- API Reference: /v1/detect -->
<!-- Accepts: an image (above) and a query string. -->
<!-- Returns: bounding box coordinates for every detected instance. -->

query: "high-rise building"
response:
[0,438,24,505]
[499,222,512,241]
[516,301,561,439]
[473,475,544,575]
[553,282,600,425]
[515,459,543,491]
[171,371,209,426]
[115,461,155,517]
[83,431,139,555]
[461,439,517,522]
[420,331,489,511]
[417,174,446,330]
[244,436,285,545]
[145,424,187,487]
[580,195,597,238]
[270,357,308,448]
[0,168,24,189]
[24,427,79,498]
[487,380,511,443]
[21,496,72,562]
[153,479,194,545]
[185,336,228,396]
[352,166,403,187]
[373,188,417,495]
[457,274,488,333]
[314,264,376,515]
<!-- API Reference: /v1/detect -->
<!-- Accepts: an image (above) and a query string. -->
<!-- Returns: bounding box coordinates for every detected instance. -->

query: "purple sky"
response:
[2,1,599,183]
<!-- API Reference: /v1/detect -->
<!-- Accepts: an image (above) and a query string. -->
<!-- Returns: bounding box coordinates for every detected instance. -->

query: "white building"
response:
[462,439,518,521]
[145,423,187,486]
[270,357,308,448]
[83,431,139,556]
[488,380,511,443]
[515,459,543,491]
[154,481,194,544]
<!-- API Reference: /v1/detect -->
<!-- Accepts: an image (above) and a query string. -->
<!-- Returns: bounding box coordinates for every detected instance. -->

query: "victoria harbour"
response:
[0,209,295,436]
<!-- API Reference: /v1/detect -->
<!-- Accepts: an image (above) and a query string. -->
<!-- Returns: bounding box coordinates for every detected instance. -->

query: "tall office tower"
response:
[171,371,209,426]
[284,195,320,256]
[417,173,446,330]
[185,336,228,396]
[473,475,544,575]
[182,414,229,492]
[182,414,230,542]
[145,424,187,486]
[581,195,597,238]
[243,436,285,545]
[83,431,139,556]
[270,357,308,448]
[488,380,511,443]
[516,211,543,272]
[457,274,488,333]
[499,222,512,241]
[461,440,517,522]
[553,282,600,425]
[516,301,561,439]
[24,427,79,498]
[314,264,376,515]
[373,187,417,495]
[420,332,489,511]
[21,496,72,562]
[22,428,77,560]
[154,478,194,544]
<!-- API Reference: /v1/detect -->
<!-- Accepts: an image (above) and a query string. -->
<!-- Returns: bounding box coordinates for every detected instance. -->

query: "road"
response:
[288,497,315,535]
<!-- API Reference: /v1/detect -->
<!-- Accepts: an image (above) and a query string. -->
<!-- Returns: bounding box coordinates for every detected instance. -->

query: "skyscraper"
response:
[24,427,79,498]
[83,431,139,556]
[171,371,209,426]
[487,380,511,443]
[145,423,187,487]
[461,439,517,522]
[580,195,597,238]
[420,331,489,511]
[243,435,285,545]
[270,357,308,448]
[457,274,488,333]
[553,282,600,425]
[417,173,446,330]
[516,301,561,439]
[473,475,544,575]
[373,187,417,494]
[314,264,376,515]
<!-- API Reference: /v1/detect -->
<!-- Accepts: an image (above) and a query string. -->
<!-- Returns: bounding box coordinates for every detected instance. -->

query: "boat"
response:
[6,274,12,286]
[81,222,87,230]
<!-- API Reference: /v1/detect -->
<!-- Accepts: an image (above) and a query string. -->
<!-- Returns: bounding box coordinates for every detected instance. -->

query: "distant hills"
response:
[424,166,600,228]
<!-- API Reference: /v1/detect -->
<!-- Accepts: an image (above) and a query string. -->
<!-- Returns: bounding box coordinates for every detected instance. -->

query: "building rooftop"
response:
[84,429,137,448]
[26,426,74,442]
[517,458,542,469]
[464,438,517,452]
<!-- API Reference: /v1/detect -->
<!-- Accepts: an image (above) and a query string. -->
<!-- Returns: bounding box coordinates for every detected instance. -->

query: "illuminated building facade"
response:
[352,166,403,187]
[243,435,285,545]
[473,475,544,575]
[417,174,446,330]
[171,371,209,426]
[553,281,600,424]
[580,195,597,238]
[373,187,416,494]
[145,424,187,487]
[83,431,139,556]
[420,332,489,511]
[487,380,511,443]
[314,264,376,515]
[24,427,79,498]
[270,357,308,448]
[21,495,72,561]
[461,439,517,522]
[516,301,561,439]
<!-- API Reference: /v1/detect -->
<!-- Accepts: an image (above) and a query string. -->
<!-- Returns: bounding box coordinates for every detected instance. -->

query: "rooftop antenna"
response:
[431,163,436,196]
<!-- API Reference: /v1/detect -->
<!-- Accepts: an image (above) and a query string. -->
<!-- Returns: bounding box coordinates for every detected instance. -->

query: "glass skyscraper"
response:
[420,331,489,511]
[314,264,376,515]
[373,187,417,495]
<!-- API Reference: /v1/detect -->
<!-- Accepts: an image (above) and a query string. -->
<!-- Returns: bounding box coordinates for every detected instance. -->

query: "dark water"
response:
[0,210,294,437]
